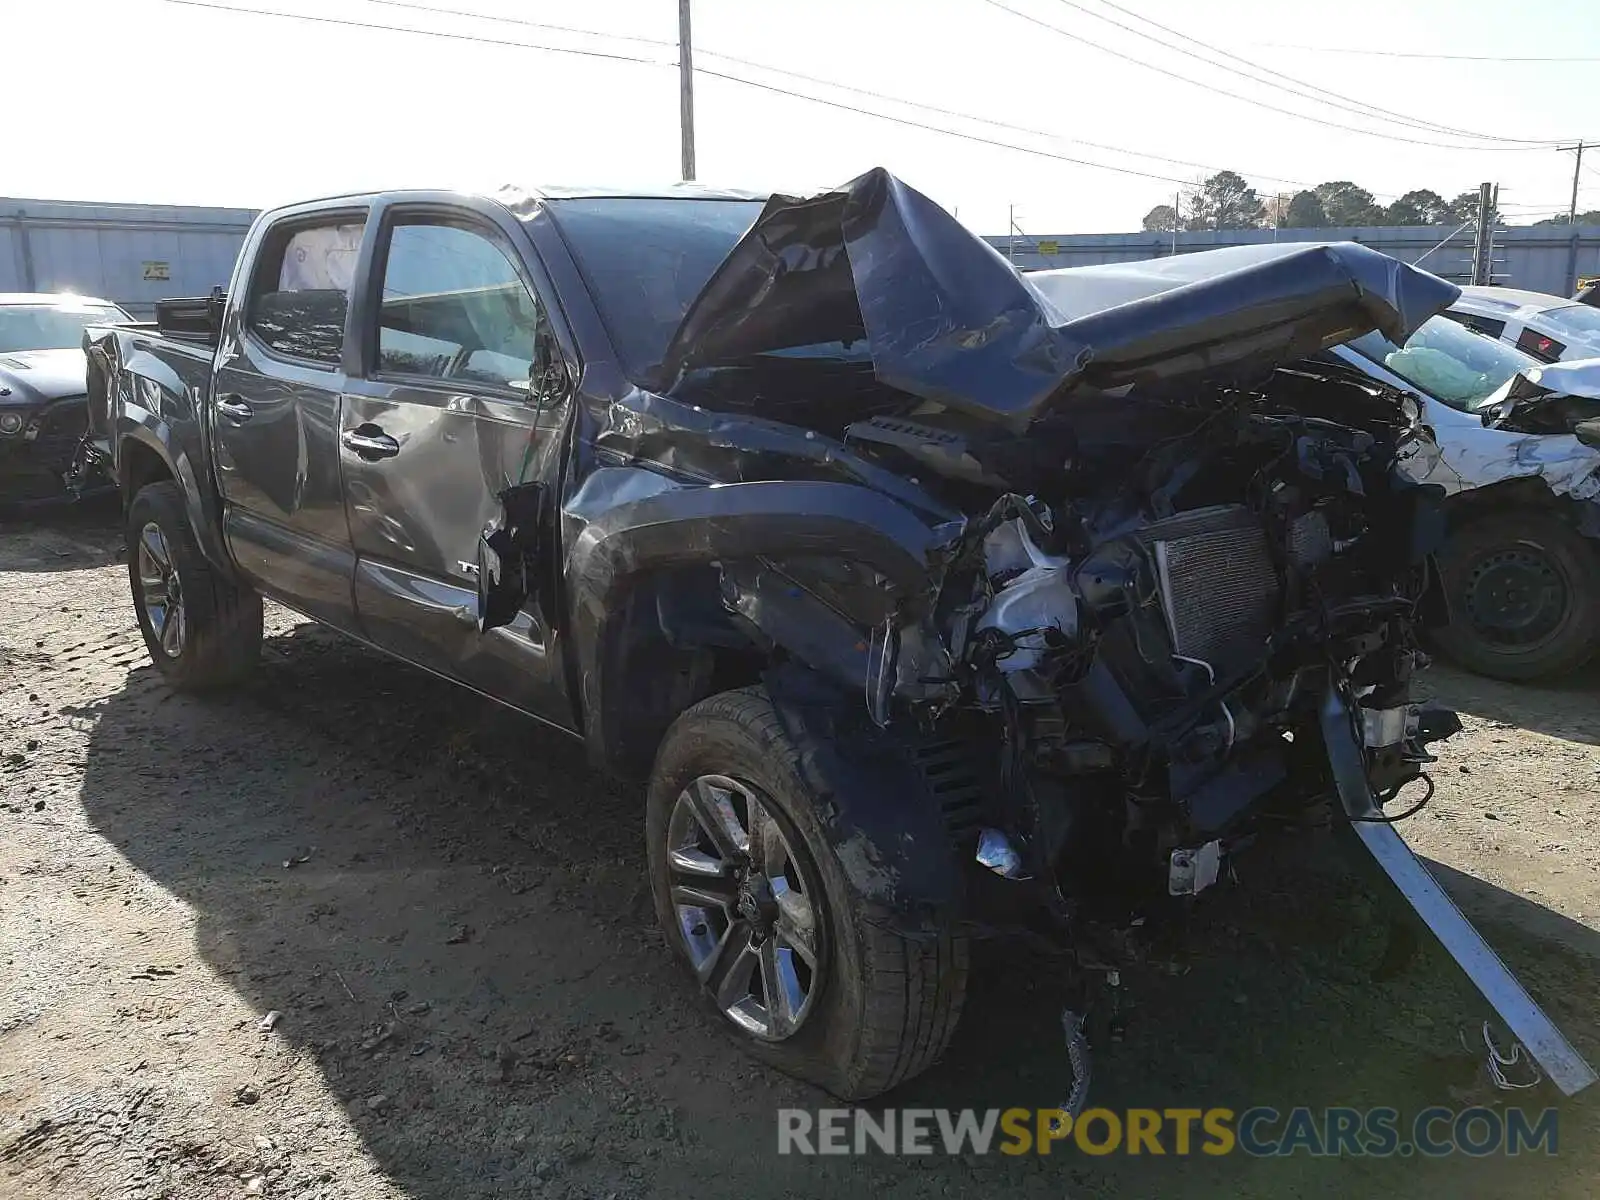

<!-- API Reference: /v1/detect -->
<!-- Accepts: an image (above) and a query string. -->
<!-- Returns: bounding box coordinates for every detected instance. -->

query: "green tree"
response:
[1284,190,1328,228]
[1534,210,1600,226]
[1383,189,1451,226]
[1184,171,1266,231]
[1444,190,1497,225]
[1142,203,1179,233]
[1313,181,1382,226]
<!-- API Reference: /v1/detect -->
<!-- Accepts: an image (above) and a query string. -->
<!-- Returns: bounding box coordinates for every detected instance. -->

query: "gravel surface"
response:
[2,505,1598,1199]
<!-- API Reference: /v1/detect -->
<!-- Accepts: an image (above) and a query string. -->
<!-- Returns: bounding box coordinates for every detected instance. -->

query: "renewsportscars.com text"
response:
[777,1106,1559,1158]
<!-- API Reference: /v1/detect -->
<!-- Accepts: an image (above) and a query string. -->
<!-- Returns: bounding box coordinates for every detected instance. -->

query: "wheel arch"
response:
[117,422,232,576]
[1442,475,1600,542]
[564,480,950,779]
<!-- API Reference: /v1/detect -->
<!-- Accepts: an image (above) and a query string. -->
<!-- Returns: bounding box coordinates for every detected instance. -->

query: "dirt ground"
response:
[3,504,1599,1200]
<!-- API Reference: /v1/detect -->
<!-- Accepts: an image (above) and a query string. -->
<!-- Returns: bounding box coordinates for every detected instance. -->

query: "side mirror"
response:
[529,327,570,409]
[477,482,546,632]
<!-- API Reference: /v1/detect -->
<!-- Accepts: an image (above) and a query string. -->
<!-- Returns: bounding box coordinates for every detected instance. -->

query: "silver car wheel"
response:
[665,774,824,1041]
[137,521,185,659]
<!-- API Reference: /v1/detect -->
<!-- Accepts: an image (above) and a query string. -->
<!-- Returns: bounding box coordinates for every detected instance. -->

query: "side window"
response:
[375,220,543,393]
[246,217,364,366]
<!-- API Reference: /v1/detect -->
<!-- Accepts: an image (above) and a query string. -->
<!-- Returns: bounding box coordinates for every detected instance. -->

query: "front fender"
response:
[109,334,231,576]
[565,478,950,773]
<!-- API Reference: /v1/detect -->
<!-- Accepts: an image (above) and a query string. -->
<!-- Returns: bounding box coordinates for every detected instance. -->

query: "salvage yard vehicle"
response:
[1449,284,1600,364]
[84,171,1597,1103]
[0,292,130,504]
[1326,316,1600,681]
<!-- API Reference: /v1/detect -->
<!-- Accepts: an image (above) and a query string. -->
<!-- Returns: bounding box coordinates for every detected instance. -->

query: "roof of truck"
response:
[282,183,773,210]
[504,183,772,202]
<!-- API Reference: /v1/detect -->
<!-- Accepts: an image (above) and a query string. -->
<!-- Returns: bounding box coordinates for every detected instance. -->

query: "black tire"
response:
[1431,510,1600,682]
[127,480,263,690]
[646,686,968,1100]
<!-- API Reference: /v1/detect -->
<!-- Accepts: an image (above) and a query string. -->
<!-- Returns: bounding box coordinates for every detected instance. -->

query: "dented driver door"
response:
[339,204,575,730]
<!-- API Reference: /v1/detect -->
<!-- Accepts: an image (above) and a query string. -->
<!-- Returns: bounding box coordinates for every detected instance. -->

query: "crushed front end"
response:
[914,368,1460,916]
[614,169,1596,1095]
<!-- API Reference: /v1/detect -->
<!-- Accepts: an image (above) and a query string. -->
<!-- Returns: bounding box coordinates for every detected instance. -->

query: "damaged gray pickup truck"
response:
[84,169,1596,1103]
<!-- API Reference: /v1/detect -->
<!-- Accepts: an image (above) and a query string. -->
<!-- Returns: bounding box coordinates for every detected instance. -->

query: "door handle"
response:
[215,395,253,422]
[341,427,401,459]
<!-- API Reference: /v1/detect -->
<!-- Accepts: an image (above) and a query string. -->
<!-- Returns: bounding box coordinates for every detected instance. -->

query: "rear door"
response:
[339,202,576,728]
[212,207,368,629]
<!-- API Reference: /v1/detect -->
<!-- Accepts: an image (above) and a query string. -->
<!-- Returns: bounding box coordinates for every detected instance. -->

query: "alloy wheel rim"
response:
[665,774,824,1041]
[137,522,186,658]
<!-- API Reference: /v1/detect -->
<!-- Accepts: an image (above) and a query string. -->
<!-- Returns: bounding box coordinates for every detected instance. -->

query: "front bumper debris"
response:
[1320,686,1597,1097]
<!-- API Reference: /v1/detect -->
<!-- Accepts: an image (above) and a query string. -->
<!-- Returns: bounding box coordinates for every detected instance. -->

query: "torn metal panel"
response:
[651,167,1459,432]
[593,386,959,524]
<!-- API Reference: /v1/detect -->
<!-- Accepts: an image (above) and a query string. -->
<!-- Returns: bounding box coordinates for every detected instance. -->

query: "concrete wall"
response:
[1,199,256,317]
[985,224,1600,296]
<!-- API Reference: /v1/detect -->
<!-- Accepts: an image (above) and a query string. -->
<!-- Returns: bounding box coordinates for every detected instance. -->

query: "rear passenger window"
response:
[374,221,541,392]
[247,217,364,366]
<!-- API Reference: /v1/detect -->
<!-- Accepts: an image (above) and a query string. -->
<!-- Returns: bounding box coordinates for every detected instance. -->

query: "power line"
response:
[693,67,1194,184]
[360,0,676,47]
[158,0,673,66]
[346,0,1312,185]
[148,0,1277,189]
[982,0,1572,151]
[152,0,1203,187]
[693,50,1309,187]
[1057,0,1569,146]
[1255,43,1600,64]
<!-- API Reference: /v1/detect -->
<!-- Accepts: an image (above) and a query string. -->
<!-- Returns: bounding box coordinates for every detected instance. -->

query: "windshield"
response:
[1538,303,1600,342]
[1346,314,1535,411]
[546,197,766,375]
[0,302,128,354]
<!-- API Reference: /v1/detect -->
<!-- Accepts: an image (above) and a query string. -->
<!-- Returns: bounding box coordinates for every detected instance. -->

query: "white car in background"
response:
[1448,285,1600,364]
[1327,315,1600,681]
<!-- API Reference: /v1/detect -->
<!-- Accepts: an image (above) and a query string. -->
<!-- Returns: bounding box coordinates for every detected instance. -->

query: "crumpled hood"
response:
[650,168,1460,432]
[1479,356,1600,434]
[0,348,88,409]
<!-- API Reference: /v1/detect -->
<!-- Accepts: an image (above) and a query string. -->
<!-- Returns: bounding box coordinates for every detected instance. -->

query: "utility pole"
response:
[1008,204,1016,264]
[1172,189,1179,256]
[678,0,696,181]
[1561,141,1585,294]
[1470,181,1495,286]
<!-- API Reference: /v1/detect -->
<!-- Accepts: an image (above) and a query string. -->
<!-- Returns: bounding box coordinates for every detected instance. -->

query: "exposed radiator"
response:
[1139,505,1278,670]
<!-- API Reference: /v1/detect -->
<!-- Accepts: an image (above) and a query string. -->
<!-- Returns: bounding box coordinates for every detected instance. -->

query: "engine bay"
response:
[831,364,1459,908]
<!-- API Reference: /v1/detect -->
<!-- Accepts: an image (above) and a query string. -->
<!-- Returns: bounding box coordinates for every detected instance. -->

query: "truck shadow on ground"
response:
[75,621,1600,1200]
[1421,660,1600,748]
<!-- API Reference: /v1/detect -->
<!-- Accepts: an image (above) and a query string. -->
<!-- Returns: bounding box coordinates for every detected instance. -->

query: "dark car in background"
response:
[0,292,132,504]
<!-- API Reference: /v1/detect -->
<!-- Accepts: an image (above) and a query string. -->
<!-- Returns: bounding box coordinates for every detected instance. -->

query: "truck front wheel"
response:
[127,481,263,690]
[646,686,969,1100]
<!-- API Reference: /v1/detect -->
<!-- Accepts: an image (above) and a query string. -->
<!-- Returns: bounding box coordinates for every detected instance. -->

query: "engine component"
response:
[1168,841,1223,896]
[1141,506,1278,668]
[1360,703,1418,748]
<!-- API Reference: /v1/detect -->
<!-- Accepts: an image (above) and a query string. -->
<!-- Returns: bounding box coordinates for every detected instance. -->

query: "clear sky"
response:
[10,0,1600,235]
